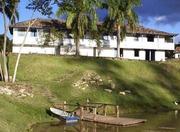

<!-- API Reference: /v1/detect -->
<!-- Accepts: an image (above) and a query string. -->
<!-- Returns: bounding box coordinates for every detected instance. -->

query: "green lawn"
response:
[0,54,179,131]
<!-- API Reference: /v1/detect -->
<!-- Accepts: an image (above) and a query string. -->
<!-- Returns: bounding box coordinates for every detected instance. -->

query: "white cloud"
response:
[154,16,167,22]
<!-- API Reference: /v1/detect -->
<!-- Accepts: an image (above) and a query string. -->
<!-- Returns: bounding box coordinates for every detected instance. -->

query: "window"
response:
[147,35,154,42]
[165,37,173,43]
[134,49,139,57]
[30,28,37,37]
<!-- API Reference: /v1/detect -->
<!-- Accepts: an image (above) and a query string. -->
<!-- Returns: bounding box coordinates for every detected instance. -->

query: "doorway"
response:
[145,50,156,61]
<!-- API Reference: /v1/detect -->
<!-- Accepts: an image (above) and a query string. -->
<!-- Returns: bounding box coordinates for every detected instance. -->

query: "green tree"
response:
[56,0,100,56]
[0,0,19,82]
[105,0,140,58]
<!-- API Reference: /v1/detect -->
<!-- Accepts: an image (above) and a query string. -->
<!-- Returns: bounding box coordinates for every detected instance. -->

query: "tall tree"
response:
[105,0,140,58]
[12,0,53,83]
[0,0,19,82]
[56,0,100,56]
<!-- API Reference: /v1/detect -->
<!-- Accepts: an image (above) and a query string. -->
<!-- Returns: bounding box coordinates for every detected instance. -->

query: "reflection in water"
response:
[32,111,180,132]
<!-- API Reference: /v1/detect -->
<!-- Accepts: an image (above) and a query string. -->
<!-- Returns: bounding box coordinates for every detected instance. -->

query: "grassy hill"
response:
[0,54,179,131]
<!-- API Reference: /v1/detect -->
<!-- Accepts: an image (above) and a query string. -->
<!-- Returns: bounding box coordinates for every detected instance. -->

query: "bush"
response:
[0,34,12,52]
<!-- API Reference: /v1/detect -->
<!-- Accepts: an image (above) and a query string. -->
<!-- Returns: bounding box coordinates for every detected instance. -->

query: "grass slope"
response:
[0,54,179,131]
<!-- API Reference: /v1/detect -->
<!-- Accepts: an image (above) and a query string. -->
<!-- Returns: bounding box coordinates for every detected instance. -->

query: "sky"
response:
[1,0,180,42]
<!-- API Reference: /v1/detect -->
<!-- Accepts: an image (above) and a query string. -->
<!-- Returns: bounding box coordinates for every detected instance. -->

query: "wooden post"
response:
[80,107,84,120]
[93,107,97,121]
[86,98,90,112]
[103,105,107,116]
[63,101,67,111]
[116,105,119,118]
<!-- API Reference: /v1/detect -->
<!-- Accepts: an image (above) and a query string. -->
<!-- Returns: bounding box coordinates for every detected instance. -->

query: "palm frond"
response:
[0,0,19,24]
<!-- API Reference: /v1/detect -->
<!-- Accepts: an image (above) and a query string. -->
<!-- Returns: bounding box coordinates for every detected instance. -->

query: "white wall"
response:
[175,53,180,59]
[13,28,175,51]
[155,51,165,61]
[13,46,56,54]
[13,46,167,61]
[12,28,174,61]
[98,49,116,57]
[121,36,174,51]
[123,49,145,60]
[13,28,41,45]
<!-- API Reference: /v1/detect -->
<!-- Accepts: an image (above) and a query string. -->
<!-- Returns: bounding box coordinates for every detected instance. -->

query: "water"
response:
[32,111,180,132]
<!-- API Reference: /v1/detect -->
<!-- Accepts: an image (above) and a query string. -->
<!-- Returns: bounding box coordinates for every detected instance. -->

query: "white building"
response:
[11,19,176,61]
[175,46,180,59]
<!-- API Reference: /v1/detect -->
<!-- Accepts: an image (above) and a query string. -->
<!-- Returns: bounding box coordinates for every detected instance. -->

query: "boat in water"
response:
[49,107,79,123]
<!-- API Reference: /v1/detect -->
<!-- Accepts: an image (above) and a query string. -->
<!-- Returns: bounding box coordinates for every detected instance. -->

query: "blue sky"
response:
[1,0,180,42]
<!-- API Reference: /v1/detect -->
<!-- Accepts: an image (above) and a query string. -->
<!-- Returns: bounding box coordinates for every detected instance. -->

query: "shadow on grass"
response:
[62,57,180,110]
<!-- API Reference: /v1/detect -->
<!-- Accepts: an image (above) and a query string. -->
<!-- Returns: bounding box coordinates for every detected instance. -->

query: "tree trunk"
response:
[1,2,18,82]
[75,36,80,56]
[0,52,4,81]
[12,18,37,83]
[116,25,121,58]
[2,4,9,82]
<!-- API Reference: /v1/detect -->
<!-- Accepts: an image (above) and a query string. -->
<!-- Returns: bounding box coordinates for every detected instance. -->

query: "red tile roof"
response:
[11,18,177,37]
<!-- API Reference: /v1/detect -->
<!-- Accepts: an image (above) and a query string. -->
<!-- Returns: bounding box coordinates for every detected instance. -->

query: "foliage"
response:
[106,0,140,37]
[56,0,101,55]
[104,0,140,57]
[0,0,19,23]
[26,0,53,16]
[43,27,64,46]
[0,34,12,52]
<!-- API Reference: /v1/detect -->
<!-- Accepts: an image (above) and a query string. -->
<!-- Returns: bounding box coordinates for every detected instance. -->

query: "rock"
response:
[19,89,26,93]
[124,90,131,94]
[0,85,33,98]
[0,87,15,95]
[119,91,126,95]
[104,89,112,93]
[21,94,27,97]
[73,71,104,89]
[82,87,86,90]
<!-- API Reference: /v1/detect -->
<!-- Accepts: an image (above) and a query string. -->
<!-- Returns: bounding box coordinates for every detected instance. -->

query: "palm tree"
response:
[0,0,19,82]
[105,0,140,58]
[56,0,100,56]
[0,0,19,23]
